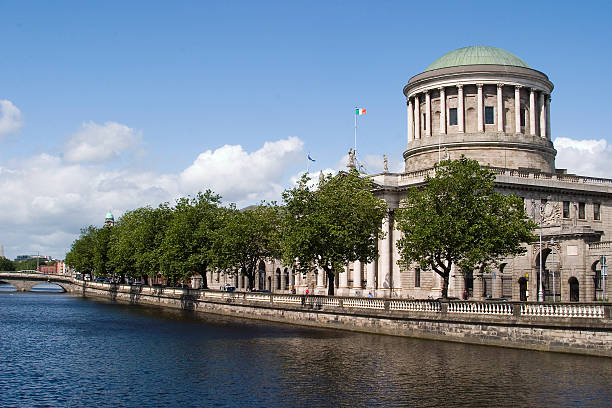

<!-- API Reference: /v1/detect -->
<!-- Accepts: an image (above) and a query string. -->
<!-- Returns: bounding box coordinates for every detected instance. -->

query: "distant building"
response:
[105,212,115,227]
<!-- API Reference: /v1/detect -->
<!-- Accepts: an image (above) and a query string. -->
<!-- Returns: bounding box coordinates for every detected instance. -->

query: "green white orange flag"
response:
[355,108,366,115]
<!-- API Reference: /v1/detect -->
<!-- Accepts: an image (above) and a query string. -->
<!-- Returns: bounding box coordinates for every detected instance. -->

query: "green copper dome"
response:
[425,46,529,71]
[105,212,114,220]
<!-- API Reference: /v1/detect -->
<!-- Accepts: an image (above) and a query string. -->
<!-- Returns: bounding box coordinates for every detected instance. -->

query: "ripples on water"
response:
[0,286,610,407]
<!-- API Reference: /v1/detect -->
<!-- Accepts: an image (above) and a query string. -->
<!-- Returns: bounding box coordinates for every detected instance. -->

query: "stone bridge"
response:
[0,272,78,293]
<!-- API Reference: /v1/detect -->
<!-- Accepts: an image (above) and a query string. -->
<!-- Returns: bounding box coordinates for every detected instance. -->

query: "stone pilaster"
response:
[497,83,504,132]
[315,267,326,295]
[366,260,376,295]
[515,85,522,134]
[425,91,431,137]
[529,88,536,136]
[351,260,362,296]
[439,87,446,135]
[378,215,391,297]
[539,92,546,138]
[407,98,414,143]
[473,271,485,300]
[546,95,551,139]
[338,264,349,296]
[477,83,484,133]
[457,85,464,133]
[414,94,421,139]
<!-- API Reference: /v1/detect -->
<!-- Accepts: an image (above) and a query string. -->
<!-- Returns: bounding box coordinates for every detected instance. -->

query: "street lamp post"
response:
[550,238,555,302]
[533,201,544,302]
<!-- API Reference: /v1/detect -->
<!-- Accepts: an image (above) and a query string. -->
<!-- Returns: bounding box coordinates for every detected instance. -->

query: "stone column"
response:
[457,85,464,133]
[366,261,376,295]
[492,269,503,298]
[545,95,551,139]
[315,267,325,295]
[425,91,431,137]
[439,87,446,135]
[378,215,391,297]
[497,83,504,132]
[338,264,349,296]
[414,94,421,139]
[515,85,522,134]
[280,268,286,292]
[289,269,295,291]
[477,83,484,133]
[473,270,484,300]
[351,260,362,296]
[539,92,546,139]
[529,88,536,136]
[407,98,414,143]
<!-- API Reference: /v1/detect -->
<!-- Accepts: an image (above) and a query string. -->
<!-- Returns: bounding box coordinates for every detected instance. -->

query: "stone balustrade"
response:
[588,241,611,250]
[520,303,605,319]
[447,301,513,315]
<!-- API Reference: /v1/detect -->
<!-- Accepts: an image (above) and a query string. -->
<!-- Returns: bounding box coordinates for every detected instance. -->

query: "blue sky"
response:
[1,1,611,259]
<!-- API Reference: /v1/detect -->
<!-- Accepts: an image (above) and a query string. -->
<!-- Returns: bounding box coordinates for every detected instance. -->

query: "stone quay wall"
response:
[76,280,612,358]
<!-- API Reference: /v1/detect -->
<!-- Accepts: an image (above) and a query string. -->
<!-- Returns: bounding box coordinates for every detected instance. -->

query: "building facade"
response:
[209,46,611,302]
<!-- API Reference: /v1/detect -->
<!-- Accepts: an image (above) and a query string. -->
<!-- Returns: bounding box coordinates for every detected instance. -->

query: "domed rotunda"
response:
[403,46,554,172]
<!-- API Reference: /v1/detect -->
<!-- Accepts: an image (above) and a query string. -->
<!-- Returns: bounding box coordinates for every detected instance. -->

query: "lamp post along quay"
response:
[532,201,544,302]
[551,238,556,302]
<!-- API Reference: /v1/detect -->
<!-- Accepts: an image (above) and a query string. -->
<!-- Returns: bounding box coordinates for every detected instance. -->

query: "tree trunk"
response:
[441,274,449,299]
[326,270,335,296]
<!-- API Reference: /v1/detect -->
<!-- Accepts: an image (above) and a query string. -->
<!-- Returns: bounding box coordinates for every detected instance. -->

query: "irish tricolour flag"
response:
[355,108,366,115]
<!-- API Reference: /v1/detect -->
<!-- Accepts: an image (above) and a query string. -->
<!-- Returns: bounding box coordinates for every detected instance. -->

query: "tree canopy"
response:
[212,203,281,289]
[0,256,15,271]
[395,157,537,298]
[281,170,387,295]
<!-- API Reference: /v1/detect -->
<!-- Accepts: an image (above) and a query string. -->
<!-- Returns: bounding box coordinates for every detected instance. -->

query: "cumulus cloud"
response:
[64,121,142,163]
[0,137,305,258]
[554,137,612,178]
[0,100,23,137]
[180,136,303,204]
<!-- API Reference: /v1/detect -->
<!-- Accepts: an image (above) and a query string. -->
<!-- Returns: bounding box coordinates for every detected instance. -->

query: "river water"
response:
[0,284,611,407]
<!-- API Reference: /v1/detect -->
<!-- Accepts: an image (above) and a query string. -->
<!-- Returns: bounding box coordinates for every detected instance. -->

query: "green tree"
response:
[160,191,222,287]
[395,157,537,298]
[212,203,281,290]
[93,225,113,277]
[109,204,172,282]
[65,226,97,274]
[281,170,387,295]
[0,256,14,271]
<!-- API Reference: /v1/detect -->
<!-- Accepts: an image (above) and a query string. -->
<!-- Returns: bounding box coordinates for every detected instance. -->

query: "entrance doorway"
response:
[569,277,579,302]
[518,277,527,301]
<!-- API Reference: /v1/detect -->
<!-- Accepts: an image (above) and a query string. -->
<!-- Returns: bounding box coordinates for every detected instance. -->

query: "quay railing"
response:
[52,277,612,321]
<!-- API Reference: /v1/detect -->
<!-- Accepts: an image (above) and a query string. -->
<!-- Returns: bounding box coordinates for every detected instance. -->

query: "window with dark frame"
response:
[484,106,494,124]
[594,203,601,220]
[520,108,526,127]
[563,201,570,218]
[423,113,426,129]
[415,268,421,288]
[449,108,458,125]
[579,202,585,219]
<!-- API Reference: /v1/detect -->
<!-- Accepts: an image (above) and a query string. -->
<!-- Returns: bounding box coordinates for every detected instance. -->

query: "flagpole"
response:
[354,107,357,155]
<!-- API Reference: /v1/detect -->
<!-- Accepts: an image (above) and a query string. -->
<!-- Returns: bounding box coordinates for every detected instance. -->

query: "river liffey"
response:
[0,287,611,407]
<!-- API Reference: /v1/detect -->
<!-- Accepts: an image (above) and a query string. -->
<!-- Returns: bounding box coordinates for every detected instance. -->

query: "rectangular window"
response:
[484,106,494,124]
[579,202,585,219]
[594,203,601,220]
[563,201,570,218]
[520,108,526,127]
[449,108,458,125]
[423,113,426,129]
[414,268,421,288]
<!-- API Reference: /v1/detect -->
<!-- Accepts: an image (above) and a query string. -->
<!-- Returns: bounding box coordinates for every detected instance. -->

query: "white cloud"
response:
[0,137,305,259]
[554,137,612,178]
[180,136,303,204]
[0,100,23,138]
[64,121,142,163]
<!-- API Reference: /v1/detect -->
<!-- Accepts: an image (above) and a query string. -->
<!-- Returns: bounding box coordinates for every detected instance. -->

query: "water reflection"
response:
[0,292,610,407]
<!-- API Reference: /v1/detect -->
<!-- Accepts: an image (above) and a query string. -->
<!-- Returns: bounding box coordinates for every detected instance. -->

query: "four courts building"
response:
[211,46,611,302]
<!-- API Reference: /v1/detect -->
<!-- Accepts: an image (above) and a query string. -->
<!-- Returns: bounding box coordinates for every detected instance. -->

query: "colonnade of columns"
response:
[406,83,551,143]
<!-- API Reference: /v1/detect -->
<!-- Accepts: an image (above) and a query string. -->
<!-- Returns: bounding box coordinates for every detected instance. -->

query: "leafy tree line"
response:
[65,159,537,297]
[66,170,387,291]
[0,257,56,272]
